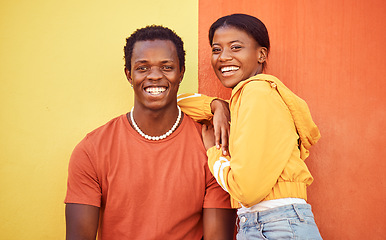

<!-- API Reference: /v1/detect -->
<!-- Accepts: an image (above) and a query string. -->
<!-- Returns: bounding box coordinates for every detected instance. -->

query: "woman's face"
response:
[211,26,266,89]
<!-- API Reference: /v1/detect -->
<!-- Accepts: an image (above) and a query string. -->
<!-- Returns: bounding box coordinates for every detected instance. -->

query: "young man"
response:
[65,25,235,240]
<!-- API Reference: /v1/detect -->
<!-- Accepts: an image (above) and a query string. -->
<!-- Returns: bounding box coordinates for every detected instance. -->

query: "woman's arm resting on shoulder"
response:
[203,208,236,240]
[178,93,230,155]
[66,203,99,240]
[210,99,230,156]
[177,93,215,121]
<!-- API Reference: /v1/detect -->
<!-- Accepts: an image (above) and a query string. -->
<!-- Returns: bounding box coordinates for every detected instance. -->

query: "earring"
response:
[131,84,133,88]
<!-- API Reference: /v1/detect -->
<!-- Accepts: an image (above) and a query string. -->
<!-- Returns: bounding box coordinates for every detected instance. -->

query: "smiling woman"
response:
[178,13,323,240]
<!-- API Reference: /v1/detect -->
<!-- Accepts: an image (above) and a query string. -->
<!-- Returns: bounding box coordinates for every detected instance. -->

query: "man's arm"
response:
[66,203,100,240]
[203,208,236,240]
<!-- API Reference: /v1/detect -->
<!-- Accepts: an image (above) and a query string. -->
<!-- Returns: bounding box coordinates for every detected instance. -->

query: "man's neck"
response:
[128,104,183,137]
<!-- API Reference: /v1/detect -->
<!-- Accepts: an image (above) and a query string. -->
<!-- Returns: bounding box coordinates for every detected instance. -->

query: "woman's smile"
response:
[211,26,266,88]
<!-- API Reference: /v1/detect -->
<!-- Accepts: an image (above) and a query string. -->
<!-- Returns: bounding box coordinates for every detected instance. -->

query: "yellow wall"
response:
[0,0,198,239]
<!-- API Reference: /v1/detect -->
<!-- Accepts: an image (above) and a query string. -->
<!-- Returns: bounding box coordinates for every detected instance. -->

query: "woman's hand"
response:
[210,99,230,155]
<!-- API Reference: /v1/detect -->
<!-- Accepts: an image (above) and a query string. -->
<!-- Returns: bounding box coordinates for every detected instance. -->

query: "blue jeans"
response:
[236,204,323,240]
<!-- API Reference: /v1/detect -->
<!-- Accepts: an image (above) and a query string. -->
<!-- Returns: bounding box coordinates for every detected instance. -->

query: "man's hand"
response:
[210,99,230,155]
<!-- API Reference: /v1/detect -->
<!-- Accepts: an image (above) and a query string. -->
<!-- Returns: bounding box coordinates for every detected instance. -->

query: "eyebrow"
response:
[134,59,175,64]
[212,40,244,46]
[134,60,148,64]
[160,60,175,64]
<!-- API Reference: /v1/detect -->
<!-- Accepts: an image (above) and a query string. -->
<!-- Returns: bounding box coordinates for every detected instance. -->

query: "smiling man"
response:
[64,25,235,240]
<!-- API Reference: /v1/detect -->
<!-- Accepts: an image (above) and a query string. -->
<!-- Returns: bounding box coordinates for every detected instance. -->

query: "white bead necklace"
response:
[130,106,182,141]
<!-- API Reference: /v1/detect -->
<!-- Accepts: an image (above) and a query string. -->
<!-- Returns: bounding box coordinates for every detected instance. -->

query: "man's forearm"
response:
[203,208,236,240]
[66,203,100,240]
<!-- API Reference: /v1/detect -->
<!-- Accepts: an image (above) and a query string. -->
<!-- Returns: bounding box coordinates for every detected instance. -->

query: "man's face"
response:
[126,40,184,111]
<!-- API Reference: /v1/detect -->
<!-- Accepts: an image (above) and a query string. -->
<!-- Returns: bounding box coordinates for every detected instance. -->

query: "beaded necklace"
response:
[130,106,182,141]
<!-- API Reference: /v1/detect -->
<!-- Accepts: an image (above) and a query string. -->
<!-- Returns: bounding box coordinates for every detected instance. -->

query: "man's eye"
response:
[162,66,173,71]
[137,66,148,71]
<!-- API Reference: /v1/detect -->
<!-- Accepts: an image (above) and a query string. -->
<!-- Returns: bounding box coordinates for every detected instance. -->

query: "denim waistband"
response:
[238,203,314,224]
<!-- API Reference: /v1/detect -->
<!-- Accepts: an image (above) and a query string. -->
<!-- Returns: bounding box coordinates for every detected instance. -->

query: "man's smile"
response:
[144,86,167,95]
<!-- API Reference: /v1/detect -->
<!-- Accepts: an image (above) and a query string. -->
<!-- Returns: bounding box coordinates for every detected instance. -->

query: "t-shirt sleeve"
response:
[64,137,102,207]
[202,160,232,209]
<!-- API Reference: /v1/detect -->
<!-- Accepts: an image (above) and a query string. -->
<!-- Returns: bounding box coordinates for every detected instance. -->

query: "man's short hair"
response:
[124,25,186,71]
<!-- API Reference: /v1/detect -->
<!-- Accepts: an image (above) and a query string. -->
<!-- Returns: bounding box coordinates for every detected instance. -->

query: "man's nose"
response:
[147,67,163,80]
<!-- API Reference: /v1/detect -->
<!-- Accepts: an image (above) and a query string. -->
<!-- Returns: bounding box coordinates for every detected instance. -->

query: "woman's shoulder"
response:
[236,78,285,108]
[235,74,278,91]
[241,80,273,97]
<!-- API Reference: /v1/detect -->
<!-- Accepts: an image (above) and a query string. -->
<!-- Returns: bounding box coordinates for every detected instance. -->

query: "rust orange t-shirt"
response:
[65,113,231,239]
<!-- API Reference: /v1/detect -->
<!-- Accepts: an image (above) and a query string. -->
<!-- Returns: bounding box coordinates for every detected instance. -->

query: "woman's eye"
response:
[231,45,242,50]
[212,47,221,53]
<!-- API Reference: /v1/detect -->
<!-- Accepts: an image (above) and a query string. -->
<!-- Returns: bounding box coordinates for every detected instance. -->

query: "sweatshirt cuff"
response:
[206,146,224,172]
[203,97,216,119]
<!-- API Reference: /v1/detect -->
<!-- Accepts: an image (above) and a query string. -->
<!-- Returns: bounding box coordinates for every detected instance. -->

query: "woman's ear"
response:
[257,47,268,64]
[124,68,133,85]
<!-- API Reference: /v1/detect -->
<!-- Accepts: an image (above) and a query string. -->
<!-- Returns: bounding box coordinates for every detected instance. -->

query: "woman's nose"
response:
[219,48,233,62]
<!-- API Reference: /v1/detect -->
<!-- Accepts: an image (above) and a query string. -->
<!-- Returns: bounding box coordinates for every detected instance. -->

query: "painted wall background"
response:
[2,0,385,239]
[0,0,198,239]
[199,0,386,239]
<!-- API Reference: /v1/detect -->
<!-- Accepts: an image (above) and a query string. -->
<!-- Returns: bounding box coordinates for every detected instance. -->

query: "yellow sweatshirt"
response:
[177,74,320,208]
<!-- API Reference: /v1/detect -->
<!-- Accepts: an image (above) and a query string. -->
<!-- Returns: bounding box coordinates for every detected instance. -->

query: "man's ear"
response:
[124,68,132,85]
[257,47,268,64]
[179,66,185,82]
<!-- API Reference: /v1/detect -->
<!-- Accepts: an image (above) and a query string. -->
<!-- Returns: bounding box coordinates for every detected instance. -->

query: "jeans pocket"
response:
[237,223,261,240]
[289,217,323,240]
[260,219,294,240]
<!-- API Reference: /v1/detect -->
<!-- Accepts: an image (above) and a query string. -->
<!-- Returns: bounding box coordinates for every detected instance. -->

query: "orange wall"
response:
[199,1,386,239]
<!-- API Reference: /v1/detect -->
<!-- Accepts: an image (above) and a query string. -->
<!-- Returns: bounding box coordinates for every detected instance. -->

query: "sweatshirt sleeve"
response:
[177,93,215,121]
[207,81,299,207]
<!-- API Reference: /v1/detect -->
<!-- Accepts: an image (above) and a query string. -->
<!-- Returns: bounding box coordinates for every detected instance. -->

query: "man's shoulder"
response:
[85,114,127,141]
[181,113,202,133]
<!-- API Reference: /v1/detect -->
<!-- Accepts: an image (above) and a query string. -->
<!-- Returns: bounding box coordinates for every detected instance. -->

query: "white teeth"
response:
[145,87,166,95]
[221,66,239,73]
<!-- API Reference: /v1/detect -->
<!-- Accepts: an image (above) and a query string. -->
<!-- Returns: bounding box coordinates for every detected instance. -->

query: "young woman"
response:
[179,14,323,239]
